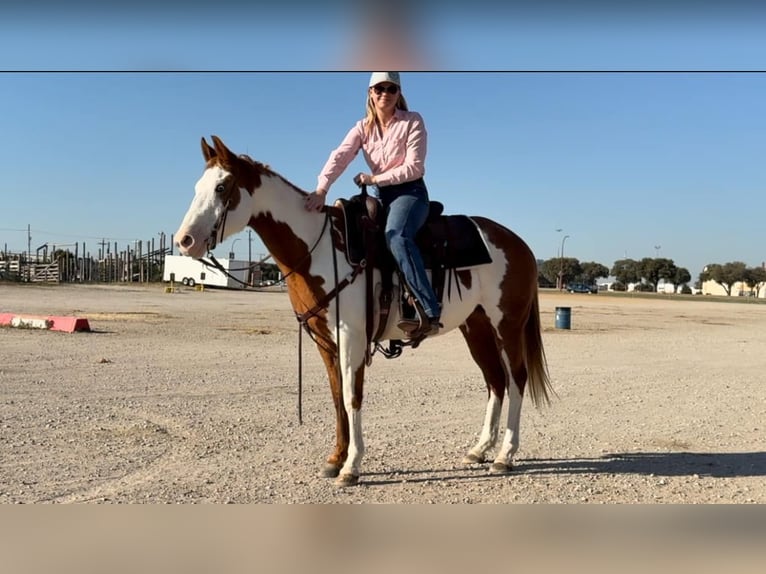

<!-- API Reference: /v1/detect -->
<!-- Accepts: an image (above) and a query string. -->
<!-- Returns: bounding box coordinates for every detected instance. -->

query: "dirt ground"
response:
[1,282,764,504]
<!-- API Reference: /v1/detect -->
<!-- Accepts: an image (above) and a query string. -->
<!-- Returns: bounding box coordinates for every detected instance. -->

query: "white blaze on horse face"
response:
[175,166,250,258]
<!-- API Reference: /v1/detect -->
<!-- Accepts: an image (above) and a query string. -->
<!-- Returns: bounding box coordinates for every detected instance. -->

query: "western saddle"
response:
[332,186,493,361]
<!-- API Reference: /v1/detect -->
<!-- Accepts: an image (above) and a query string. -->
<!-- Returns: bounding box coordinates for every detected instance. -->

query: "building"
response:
[701,279,766,298]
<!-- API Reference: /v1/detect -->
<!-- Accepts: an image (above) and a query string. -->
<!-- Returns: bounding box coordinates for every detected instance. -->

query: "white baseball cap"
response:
[369,72,401,87]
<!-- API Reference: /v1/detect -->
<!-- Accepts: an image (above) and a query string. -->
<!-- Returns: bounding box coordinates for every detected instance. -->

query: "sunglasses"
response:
[372,84,399,95]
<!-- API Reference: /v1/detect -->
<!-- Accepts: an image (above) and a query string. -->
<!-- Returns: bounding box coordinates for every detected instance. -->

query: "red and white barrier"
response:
[0,313,91,333]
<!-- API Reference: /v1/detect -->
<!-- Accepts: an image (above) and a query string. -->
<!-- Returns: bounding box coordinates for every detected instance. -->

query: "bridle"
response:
[207,198,230,252]
[197,201,332,289]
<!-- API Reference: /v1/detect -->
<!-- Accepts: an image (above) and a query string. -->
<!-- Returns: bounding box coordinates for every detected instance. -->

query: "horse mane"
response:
[236,154,310,197]
[238,154,270,172]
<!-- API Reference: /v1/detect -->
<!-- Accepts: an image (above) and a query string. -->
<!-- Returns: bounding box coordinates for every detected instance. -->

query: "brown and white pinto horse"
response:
[174,135,552,486]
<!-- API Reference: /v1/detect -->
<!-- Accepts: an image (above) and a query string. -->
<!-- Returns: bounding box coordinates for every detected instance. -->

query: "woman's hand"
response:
[353,173,375,187]
[305,189,327,212]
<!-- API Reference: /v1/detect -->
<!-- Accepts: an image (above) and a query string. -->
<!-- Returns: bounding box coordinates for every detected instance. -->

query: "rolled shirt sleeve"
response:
[316,110,427,193]
[316,122,363,193]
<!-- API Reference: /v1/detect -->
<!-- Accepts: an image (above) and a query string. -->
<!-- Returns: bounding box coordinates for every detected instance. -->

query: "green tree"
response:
[742,266,766,296]
[701,261,747,296]
[558,257,582,288]
[638,257,677,291]
[673,267,692,289]
[540,257,582,287]
[539,258,561,286]
[579,262,610,285]
[700,264,717,293]
[611,258,640,286]
[537,269,555,288]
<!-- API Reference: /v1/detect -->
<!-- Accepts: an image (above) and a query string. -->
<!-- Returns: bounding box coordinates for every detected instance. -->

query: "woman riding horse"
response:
[305,72,441,339]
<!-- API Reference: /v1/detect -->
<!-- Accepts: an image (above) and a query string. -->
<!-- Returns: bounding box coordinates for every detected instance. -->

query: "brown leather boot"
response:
[409,316,442,339]
[398,292,428,335]
[396,317,420,333]
[421,317,442,337]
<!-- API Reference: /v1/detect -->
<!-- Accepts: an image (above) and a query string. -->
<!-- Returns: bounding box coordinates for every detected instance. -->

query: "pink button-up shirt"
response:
[317,109,427,192]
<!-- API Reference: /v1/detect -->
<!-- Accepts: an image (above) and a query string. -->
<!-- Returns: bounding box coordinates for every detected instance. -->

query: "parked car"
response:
[567,282,597,294]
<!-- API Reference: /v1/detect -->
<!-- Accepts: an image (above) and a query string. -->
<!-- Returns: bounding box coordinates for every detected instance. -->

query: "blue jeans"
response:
[378,180,441,319]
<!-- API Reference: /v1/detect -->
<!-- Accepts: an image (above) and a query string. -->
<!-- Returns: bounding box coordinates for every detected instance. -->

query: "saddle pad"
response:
[418,215,493,270]
[333,195,492,270]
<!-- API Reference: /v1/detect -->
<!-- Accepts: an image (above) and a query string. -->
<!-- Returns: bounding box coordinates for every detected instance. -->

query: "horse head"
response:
[175,135,267,258]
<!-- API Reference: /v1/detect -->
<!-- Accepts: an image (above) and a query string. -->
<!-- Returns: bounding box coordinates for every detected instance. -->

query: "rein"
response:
[196,209,331,289]
[293,213,366,425]
[198,207,366,425]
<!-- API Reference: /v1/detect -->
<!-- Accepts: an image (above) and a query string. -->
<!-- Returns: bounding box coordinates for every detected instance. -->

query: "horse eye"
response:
[215,184,226,194]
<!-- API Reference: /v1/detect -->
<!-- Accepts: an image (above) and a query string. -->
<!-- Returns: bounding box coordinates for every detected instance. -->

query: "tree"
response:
[637,257,677,291]
[557,257,582,288]
[611,258,640,286]
[538,258,560,286]
[538,270,555,288]
[701,261,747,296]
[742,266,766,296]
[699,263,718,290]
[673,267,691,289]
[540,257,582,287]
[579,262,609,285]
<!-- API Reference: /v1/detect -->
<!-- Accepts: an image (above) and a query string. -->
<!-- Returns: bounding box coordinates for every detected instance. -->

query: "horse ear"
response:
[201,137,215,162]
[211,135,237,169]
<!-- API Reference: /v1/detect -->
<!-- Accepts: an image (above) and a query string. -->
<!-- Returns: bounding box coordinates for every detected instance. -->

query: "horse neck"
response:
[247,174,330,277]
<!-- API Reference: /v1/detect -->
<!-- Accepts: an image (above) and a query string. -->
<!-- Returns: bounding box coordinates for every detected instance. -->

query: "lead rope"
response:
[297,318,303,424]
[295,210,342,425]
[332,231,343,426]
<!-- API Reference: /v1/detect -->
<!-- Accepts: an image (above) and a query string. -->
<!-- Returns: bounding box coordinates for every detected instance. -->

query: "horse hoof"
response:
[462,452,485,465]
[319,464,341,478]
[489,462,513,474]
[334,473,360,487]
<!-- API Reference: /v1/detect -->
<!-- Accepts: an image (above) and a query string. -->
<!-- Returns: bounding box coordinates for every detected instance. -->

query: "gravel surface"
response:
[1,283,764,503]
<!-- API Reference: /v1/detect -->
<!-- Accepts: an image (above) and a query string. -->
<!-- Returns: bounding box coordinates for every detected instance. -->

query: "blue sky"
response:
[1,3,765,278]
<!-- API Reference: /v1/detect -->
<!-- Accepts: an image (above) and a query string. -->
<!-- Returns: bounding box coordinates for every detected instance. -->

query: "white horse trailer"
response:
[162,255,249,288]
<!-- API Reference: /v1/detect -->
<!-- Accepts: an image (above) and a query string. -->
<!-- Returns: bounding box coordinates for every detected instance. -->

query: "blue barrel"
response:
[555,306,571,330]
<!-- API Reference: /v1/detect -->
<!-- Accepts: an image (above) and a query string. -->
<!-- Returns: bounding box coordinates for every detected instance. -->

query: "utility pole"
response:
[26,224,31,282]
[559,234,570,290]
[248,229,252,265]
[248,229,253,287]
[556,228,564,290]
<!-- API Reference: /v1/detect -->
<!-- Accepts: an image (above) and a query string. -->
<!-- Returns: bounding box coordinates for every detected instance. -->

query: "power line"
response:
[0,226,152,242]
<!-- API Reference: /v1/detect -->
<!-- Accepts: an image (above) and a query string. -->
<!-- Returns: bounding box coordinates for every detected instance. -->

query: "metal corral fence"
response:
[1,234,171,284]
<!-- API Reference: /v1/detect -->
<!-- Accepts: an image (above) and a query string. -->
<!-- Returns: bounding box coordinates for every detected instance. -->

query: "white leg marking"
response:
[337,331,366,481]
[466,393,502,462]
[495,374,523,467]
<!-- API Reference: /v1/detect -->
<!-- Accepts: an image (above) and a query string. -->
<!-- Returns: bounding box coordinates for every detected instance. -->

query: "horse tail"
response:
[523,290,554,408]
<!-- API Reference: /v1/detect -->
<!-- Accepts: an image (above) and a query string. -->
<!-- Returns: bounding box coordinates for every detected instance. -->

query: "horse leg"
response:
[458,306,507,465]
[489,320,528,474]
[335,333,368,487]
[316,346,348,479]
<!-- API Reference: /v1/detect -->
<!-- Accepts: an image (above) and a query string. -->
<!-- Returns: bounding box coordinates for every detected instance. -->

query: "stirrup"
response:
[397,317,420,333]
[410,316,442,340]
[397,283,423,333]
[409,291,428,321]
